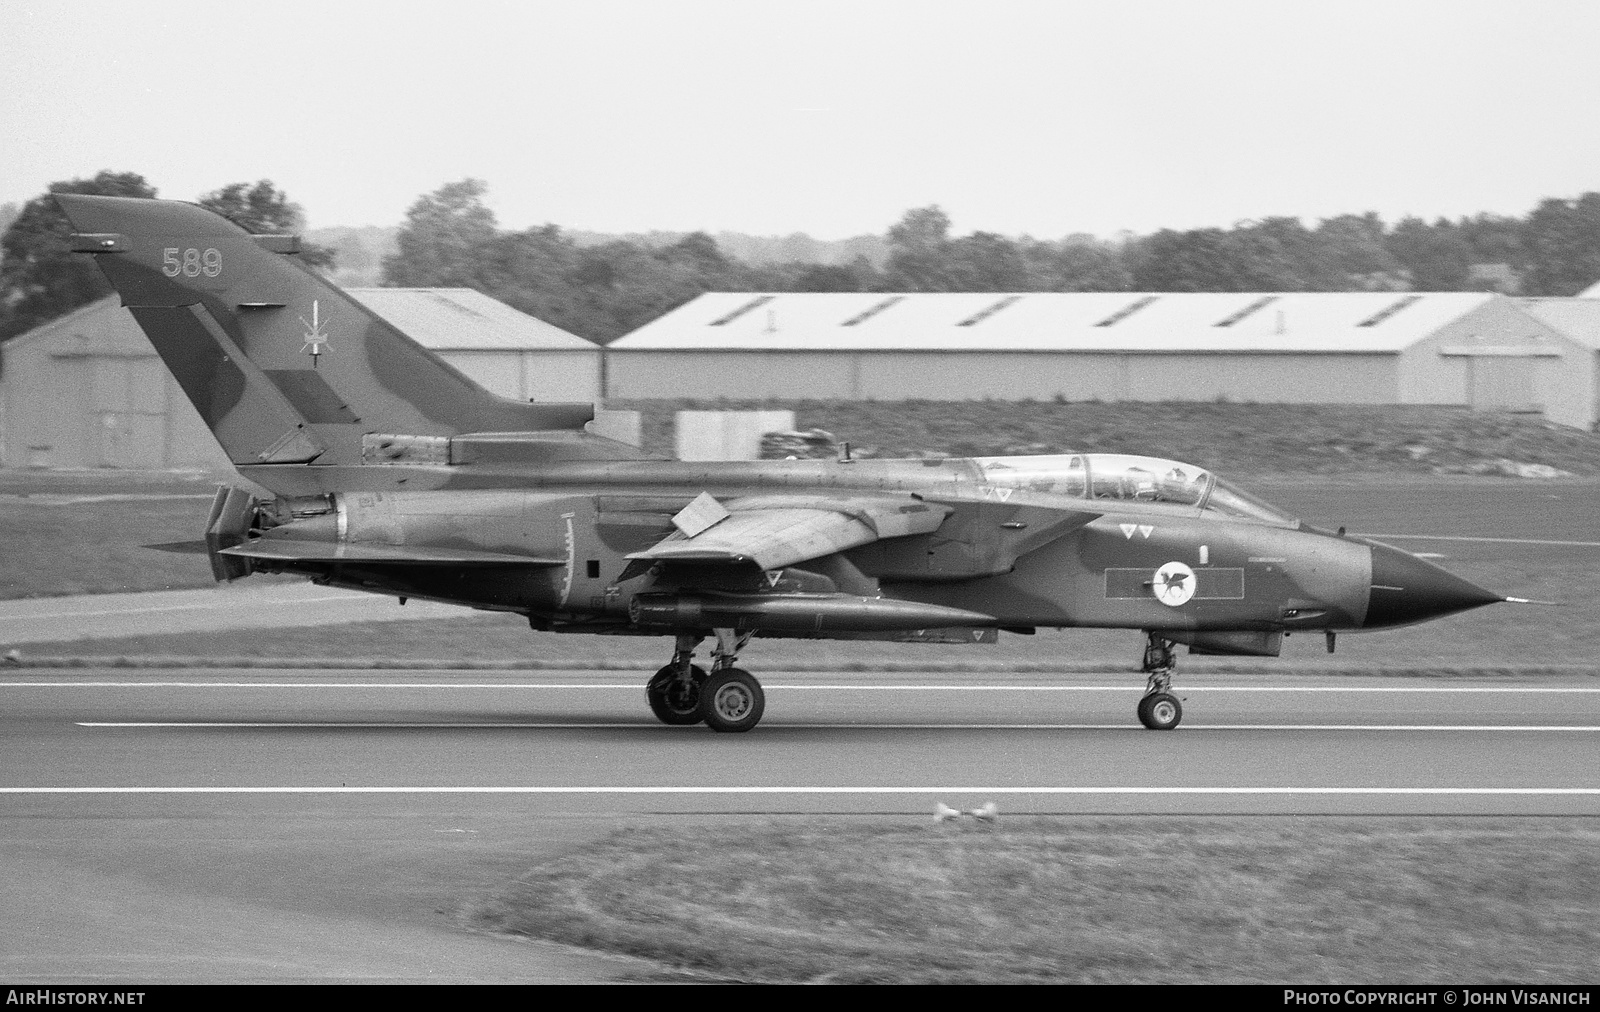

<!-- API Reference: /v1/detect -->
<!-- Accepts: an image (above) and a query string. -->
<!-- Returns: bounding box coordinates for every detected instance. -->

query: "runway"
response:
[5,670,1598,981]
[6,668,1599,815]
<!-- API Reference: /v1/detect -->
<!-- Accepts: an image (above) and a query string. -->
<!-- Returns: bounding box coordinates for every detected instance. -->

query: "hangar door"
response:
[1467,355,1539,413]
[54,353,169,468]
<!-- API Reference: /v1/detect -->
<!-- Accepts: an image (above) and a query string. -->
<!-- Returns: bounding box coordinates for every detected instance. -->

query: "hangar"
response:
[1519,297,1600,428]
[608,292,1594,428]
[343,287,601,404]
[0,288,601,469]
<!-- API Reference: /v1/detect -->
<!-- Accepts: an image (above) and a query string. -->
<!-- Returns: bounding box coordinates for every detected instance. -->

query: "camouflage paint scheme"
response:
[58,194,1505,731]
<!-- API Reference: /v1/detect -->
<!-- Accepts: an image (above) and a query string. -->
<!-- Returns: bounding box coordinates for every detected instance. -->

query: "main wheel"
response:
[646,664,707,725]
[699,668,765,733]
[1137,691,1182,730]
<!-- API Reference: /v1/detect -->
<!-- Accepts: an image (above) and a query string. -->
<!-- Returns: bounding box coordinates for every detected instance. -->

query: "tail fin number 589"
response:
[162,248,222,278]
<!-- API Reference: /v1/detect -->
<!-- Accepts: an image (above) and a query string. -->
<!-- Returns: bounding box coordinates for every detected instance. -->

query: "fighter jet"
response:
[58,194,1517,732]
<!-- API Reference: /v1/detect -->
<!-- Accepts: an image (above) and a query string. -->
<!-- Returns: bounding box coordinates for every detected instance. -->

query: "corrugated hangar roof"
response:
[346,288,596,351]
[611,292,1501,353]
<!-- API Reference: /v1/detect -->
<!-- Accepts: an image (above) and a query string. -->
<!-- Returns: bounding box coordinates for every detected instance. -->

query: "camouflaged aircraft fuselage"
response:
[56,193,1507,731]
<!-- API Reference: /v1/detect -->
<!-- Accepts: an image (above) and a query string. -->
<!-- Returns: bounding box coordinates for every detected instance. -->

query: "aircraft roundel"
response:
[1152,561,1196,607]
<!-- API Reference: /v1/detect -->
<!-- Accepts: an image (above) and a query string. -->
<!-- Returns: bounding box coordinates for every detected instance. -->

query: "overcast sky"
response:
[3,0,1598,239]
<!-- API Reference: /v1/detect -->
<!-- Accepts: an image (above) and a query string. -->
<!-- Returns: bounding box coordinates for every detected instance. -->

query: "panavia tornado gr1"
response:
[58,194,1521,732]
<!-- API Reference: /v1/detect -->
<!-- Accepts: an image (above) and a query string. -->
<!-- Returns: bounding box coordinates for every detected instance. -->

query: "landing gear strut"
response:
[1138,632,1183,730]
[644,629,765,732]
[701,628,764,733]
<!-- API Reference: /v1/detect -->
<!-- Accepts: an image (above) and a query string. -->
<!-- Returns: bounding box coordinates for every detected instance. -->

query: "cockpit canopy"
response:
[972,453,1296,525]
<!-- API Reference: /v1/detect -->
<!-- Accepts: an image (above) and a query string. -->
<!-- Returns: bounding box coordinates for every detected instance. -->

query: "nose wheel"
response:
[1138,632,1183,730]
[1137,690,1182,730]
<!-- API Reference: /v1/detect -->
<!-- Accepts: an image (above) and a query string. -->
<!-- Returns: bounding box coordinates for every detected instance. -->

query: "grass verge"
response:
[469,817,1600,984]
[0,473,220,598]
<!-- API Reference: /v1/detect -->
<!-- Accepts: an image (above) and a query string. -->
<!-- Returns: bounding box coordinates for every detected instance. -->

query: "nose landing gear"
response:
[1138,633,1183,730]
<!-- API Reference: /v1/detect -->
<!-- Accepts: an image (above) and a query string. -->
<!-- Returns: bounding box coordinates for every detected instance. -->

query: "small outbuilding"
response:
[1,288,601,469]
[608,291,1594,428]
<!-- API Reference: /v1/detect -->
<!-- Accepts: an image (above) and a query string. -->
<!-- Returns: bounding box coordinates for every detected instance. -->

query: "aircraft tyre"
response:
[700,668,765,733]
[1137,692,1182,730]
[646,664,708,725]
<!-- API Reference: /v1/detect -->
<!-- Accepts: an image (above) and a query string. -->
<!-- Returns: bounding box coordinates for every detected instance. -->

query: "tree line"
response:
[6,171,1600,345]
[380,181,1600,343]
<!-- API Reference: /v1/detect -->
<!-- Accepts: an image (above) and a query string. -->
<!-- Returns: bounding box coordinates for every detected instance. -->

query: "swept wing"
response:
[626,494,952,571]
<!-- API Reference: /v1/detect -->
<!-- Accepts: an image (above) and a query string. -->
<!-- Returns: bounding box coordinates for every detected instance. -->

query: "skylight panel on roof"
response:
[1213,296,1278,327]
[709,295,775,326]
[840,296,905,326]
[1094,295,1158,327]
[1356,295,1423,328]
[956,295,1023,327]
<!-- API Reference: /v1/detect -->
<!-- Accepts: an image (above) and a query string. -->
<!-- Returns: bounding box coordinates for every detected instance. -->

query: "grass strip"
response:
[469,817,1600,984]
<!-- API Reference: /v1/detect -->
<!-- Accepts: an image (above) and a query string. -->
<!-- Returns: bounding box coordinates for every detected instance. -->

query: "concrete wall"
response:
[609,349,1399,404]
[676,410,796,460]
[439,350,601,403]
[588,409,643,447]
[675,409,800,461]
[608,351,856,399]
[857,352,1397,402]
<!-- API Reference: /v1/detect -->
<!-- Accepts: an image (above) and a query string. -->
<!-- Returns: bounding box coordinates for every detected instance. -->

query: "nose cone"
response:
[1364,542,1503,629]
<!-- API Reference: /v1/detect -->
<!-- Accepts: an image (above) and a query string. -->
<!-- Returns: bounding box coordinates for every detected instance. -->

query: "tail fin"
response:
[55,194,596,469]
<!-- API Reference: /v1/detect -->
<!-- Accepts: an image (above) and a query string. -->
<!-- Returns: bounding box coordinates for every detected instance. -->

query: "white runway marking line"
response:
[6,786,1600,795]
[74,721,1600,731]
[10,681,1600,692]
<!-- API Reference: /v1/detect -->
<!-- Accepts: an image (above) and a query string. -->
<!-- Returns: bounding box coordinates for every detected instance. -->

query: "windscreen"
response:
[1203,478,1298,525]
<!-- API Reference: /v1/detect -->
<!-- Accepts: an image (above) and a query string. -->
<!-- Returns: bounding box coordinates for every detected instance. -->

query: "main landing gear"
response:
[644,630,765,733]
[1138,632,1183,730]
[645,634,706,726]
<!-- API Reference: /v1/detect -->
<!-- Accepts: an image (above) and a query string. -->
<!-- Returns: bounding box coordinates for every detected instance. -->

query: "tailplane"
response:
[56,194,600,470]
